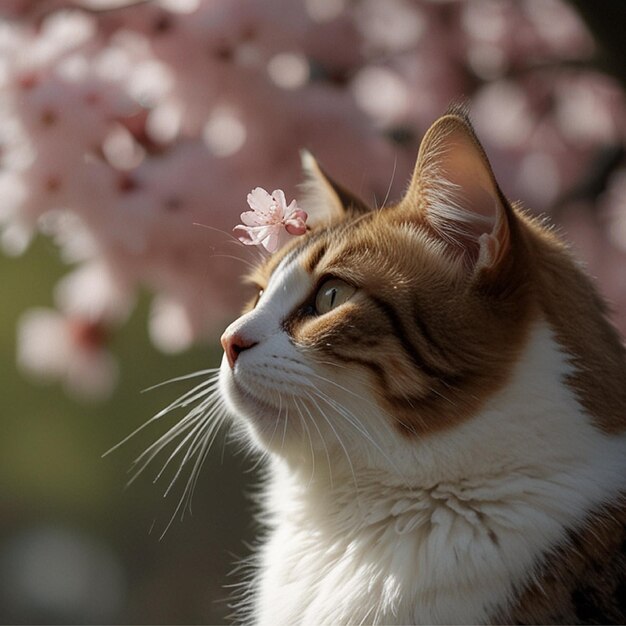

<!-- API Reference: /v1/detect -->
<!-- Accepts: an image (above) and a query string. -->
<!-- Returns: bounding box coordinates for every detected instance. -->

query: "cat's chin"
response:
[220,366,286,430]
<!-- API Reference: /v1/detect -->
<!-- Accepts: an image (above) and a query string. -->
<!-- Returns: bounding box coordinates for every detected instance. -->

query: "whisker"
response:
[154,415,213,484]
[279,393,289,453]
[158,411,228,540]
[306,371,379,405]
[380,153,398,210]
[310,385,410,488]
[126,411,206,487]
[247,397,284,473]
[103,364,231,540]
[307,368,417,437]
[427,383,458,407]
[313,388,383,447]
[294,396,316,487]
[224,238,268,266]
[167,379,222,411]
[163,419,212,498]
[309,358,352,371]
[141,368,220,393]
[186,408,227,513]
[103,373,220,458]
[192,222,268,267]
[159,413,227,540]
[303,390,359,493]
[192,221,247,244]
[210,253,260,272]
[299,395,334,490]
[130,389,220,468]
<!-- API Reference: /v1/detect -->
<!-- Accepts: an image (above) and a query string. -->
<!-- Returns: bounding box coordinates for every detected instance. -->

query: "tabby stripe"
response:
[327,352,391,388]
[411,301,454,363]
[303,241,328,273]
[369,295,460,382]
[327,351,442,409]
[276,228,326,276]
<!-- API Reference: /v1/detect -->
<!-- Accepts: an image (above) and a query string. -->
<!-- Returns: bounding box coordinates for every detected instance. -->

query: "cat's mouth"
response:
[225,372,285,423]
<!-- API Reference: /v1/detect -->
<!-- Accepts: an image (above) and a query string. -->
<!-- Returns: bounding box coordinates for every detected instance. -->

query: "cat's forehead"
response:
[246,227,327,289]
[248,211,456,293]
[249,231,340,298]
[263,248,314,306]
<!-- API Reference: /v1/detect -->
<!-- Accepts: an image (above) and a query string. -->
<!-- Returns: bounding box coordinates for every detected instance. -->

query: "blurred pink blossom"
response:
[0,0,625,394]
[17,308,118,400]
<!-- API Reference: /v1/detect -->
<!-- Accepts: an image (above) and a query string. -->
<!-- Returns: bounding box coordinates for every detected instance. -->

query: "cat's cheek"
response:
[219,356,258,420]
[219,356,242,415]
[218,356,282,442]
[219,358,255,418]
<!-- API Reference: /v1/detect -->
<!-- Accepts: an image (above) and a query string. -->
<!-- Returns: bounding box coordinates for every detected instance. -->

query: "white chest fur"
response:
[248,323,626,625]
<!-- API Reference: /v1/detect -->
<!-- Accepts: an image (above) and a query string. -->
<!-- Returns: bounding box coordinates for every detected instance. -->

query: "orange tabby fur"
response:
[247,112,626,440]
[229,109,626,624]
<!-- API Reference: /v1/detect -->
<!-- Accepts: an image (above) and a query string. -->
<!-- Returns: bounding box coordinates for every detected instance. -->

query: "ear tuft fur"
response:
[402,113,513,271]
[299,150,371,228]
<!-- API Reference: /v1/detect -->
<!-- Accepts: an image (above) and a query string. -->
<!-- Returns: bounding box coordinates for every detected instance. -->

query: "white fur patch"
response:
[237,321,626,625]
[220,253,316,449]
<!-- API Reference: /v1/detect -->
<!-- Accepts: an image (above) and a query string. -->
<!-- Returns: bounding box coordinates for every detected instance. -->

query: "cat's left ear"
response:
[401,111,516,274]
[299,150,371,228]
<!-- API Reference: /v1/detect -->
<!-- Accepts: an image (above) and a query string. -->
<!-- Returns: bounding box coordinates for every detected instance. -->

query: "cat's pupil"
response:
[314,278,357,315]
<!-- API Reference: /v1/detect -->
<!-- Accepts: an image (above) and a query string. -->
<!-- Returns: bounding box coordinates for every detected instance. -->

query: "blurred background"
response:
[1,0,625,623]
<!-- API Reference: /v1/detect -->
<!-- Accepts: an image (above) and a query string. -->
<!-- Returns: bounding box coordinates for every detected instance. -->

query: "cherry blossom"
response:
[0,0,624,398]
[17,308,118,401]
[234,187,308,253]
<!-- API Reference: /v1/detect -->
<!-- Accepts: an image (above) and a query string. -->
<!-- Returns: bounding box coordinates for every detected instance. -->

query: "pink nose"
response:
[220,331,257,369]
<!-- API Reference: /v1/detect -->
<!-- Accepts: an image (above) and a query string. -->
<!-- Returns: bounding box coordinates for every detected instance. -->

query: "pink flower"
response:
[234,187,308,253]
[17,308,118,401]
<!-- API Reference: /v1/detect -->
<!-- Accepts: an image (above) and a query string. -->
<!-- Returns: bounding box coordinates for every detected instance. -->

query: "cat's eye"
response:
[315,278,356,315]
[255,289,264,306]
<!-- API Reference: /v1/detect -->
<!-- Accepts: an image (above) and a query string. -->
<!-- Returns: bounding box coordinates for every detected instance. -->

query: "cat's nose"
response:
[221,331,257,369]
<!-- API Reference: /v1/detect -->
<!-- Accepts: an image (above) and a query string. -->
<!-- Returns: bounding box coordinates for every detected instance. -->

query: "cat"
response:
[218,107,626,625]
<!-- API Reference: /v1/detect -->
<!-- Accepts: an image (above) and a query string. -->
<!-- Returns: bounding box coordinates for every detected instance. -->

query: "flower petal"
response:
[271,189,287,214]
[261,226,282,253]
[283,208,308,235]
[234,224,274,246]
[239,209,265,227]
[284,218,308,236]
[247,187,273,213]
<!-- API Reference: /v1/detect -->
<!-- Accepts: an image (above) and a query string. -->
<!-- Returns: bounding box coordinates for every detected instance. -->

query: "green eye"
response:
[315,279,356,315]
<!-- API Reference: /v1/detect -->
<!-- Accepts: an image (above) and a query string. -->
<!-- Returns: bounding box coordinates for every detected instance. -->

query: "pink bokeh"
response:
[1,0,624,397]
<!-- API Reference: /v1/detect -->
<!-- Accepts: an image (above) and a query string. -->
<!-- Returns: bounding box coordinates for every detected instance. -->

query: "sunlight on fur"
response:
[121,108,626,624]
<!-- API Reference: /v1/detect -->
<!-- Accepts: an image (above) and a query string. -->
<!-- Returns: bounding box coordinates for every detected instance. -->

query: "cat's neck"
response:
[255,320,626,624]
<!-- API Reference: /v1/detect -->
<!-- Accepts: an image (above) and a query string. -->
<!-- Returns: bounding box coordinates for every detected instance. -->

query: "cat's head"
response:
[218,109,542,470]
[217,109,595,477]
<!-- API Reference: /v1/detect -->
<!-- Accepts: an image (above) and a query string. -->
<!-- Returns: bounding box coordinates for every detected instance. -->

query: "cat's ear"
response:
[401,110,514,273]
[299,150,371,228]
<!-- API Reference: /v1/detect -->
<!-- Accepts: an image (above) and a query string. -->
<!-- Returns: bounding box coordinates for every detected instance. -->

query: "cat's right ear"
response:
[299,150,371,228]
